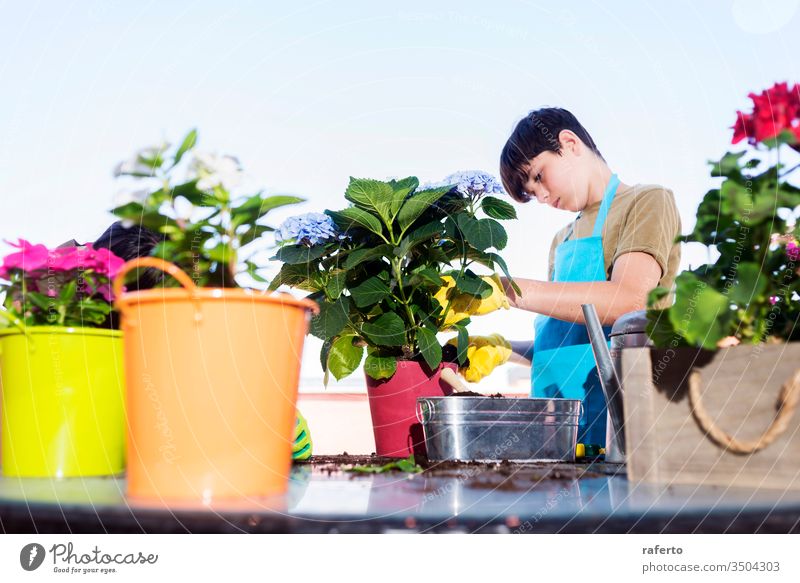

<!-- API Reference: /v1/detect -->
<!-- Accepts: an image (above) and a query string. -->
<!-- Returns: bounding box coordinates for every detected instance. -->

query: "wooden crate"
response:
[621,344,800,490]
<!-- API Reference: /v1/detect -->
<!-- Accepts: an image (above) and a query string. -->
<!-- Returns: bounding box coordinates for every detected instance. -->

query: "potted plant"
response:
[109,130,316,501]
[0,240,127,477]
[270,171,519,457]
[625,82,800,489]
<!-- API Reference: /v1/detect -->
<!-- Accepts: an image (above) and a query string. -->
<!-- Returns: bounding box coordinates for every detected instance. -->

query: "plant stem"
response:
[780,162,800,178]
[391,258,416,342]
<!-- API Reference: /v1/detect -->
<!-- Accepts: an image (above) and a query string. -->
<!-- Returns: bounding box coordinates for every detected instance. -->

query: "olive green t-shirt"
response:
[547,183,681,308]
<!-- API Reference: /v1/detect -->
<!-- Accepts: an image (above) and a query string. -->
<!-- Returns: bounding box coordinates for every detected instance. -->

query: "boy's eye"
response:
[534,172,542,183]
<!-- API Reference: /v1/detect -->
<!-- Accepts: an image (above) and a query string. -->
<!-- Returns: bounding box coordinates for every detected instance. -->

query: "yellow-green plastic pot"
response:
[0,326,125,477]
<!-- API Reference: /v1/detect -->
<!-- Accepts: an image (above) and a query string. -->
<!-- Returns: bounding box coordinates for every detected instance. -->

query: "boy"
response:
[498,107,681,445]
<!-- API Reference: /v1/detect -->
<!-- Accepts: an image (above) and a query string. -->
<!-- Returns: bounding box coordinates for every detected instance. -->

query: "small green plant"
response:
[110,129,304,288]
[648,82,800,349]
[270,171,519,381]
[346,455,423,474]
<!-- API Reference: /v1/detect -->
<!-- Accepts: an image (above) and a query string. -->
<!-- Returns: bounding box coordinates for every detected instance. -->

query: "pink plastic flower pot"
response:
[365,360,456,458]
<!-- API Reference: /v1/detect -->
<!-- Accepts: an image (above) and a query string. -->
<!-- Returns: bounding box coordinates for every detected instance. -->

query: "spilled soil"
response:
[300,454,618,491]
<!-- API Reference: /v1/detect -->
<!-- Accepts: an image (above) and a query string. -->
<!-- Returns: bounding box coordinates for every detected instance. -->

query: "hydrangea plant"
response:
[270,170,519,381]
[110,129,304,288]
[648,82,800,349]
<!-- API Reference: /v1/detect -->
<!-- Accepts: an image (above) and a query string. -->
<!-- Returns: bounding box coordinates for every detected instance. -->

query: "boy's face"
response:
[521,131,590,212]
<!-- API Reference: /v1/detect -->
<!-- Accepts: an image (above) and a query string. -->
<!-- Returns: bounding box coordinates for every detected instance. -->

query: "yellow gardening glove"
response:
[434,274,510,328]
[446,333,512,383]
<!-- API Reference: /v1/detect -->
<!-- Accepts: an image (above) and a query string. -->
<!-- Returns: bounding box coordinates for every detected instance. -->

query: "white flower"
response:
[113,143,169,177]
[112,188,150,208]
[191,151,243,192]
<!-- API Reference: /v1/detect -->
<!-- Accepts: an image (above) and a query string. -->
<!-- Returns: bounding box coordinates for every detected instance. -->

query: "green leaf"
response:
[416,327,442,370]
[346,455,421,474]
[326,208,385,238]
[668,272,731,350]
[453,271,492,298]
[244,260,269,283]
[327,335,364,380]
[729,262,767,306]
[325,270,347,300]
[486,252,520,296]
[388,177,419,218]
[268,262,318,291]
[397,186,451,232]
[25,291,51,311]
[111,201,144,220]
[238,224,274,245]
[455,324,469,365]
[343,244,392,269]
[481,196,517,220]
[206,242,232,263]
[362,312,407,346]
[273,244,330,265]
[168,180,208,205]
[173,129,198,166]
[364,352,398,380]
[709,151,746,178]
[646,309,689,348]
[59,280,77,303]
[399,220,446,253]
[320,338,332,373]
[457,215,507,251]
[235,193,305,218]
[761,128,798,149]
[646,286,670,308]
[309,296,352,340]
[344,178,394,223]
[410,266,443,287]
[350,276,391,308]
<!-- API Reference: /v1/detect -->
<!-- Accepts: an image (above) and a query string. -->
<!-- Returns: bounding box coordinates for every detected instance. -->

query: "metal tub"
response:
[417,397,582,462]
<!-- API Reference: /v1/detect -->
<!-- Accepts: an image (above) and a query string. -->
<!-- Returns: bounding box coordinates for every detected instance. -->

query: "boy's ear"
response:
[557,130,582,156]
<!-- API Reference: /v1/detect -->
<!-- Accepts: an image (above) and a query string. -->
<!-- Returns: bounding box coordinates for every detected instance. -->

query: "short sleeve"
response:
[612,187,681,277]
[548,224,571,281]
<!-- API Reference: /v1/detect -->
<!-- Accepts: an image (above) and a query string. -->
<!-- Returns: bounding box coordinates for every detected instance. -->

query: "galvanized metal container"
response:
[417,397,582,462]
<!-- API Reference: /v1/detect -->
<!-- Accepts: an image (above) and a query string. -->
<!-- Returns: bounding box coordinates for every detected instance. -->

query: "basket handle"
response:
[112,257,199,314]
[689,368,800,455]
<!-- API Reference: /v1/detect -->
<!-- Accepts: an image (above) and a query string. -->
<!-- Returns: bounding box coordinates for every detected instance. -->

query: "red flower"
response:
[731,82,800,147]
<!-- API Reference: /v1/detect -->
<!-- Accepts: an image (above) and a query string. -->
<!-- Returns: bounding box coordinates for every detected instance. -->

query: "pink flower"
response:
[91,247,125,278]
[0,239,50,279]
[96,283,114,302]
[787,239,800,262]
[50,246,89,271]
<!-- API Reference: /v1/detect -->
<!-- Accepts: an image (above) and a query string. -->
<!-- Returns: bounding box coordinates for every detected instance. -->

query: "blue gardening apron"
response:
[532,174,620,446]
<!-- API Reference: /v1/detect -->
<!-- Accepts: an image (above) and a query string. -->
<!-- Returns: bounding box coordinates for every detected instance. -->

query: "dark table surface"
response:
[2,456,800,533]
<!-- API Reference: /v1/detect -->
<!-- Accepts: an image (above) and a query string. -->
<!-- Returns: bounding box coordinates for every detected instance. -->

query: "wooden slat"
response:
[622,344,800,490]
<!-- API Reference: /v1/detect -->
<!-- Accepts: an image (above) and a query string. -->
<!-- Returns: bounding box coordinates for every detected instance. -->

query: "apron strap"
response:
[591,173,620,238]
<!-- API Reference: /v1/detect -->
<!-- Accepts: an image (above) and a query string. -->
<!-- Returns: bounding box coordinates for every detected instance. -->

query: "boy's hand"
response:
[446,333,512,383]
[435,274,510,328]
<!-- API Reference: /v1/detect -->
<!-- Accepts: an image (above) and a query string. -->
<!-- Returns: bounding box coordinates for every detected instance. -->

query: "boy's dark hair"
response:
[500,107,604,203]
[93,221,163,291]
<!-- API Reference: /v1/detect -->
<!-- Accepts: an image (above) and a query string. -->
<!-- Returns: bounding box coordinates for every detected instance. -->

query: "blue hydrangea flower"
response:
[276,212,342,246]
[443,170,506,197]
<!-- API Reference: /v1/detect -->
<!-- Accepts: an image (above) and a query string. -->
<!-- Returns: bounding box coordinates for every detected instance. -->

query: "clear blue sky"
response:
[2,0,799,388]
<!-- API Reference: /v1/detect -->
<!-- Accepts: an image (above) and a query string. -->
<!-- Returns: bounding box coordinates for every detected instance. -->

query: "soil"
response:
[300,455,617,488]
[447,391,505,398]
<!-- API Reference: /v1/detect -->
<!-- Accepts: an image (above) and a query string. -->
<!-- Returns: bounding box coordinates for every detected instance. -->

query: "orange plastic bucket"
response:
[113,258,317,502]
